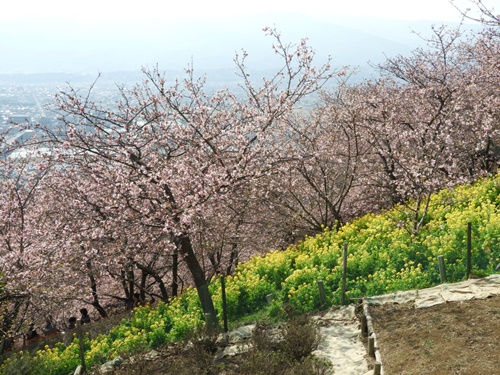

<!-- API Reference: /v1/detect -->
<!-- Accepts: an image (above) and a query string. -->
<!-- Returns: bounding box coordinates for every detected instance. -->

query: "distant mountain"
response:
[0,13,482,79]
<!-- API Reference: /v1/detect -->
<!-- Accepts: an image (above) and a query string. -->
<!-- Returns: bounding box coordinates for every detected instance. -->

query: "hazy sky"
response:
[0,0,487,75]
[2,0,471,22]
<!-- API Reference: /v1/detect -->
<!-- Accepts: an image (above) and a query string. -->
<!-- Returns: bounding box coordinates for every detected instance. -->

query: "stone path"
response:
[312,306,371,375]
[215,304,371,374]
[367,274,500,308]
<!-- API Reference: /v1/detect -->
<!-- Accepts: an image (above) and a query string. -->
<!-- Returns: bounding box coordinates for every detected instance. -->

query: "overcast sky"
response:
[1,0,472,22]
[0,0,489,75]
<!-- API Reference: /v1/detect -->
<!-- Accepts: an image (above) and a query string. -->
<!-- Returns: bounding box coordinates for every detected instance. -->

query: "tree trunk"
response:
[120,268,134,309]
[127,265,135,299]
[91,301,108,318]
[120,269,130,300]
[140,269,147,302]
[163,182,218,328]
[226,245,239,276]
[135,262,170,303]
[178,234,219,330]
[86,259,108,318]
[172,250,179,297]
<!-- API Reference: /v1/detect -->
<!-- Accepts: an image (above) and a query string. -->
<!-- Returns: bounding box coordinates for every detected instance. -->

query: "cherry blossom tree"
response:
[0,137,57,342]
[451,0,499,26]
[259,77,371,237]
[1,8,496,334]
[36,28,336,327]
[353,23,499,233]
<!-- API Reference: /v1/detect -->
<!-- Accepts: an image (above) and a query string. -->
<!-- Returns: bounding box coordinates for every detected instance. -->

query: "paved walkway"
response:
[312,305,371,375]
[367,274,500,308]
[215,304,371,374]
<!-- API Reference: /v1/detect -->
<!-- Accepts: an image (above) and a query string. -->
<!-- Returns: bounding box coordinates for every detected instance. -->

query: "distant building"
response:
[37,117,55,126]
[5,129,35,145]
[7,115,32,125]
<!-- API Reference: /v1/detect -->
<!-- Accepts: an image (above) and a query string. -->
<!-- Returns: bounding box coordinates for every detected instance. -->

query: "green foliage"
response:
[3,174,500,374]
[0,351,39,375]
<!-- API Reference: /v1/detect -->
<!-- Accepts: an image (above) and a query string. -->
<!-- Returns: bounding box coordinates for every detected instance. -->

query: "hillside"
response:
[2,174,500,374]
[87,290,500,374]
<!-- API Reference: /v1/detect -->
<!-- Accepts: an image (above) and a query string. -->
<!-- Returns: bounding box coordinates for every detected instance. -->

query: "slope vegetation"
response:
[2,174,500,374]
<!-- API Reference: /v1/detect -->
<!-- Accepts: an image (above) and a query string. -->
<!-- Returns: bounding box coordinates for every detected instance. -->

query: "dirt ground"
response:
[93,297,500,375]
[369,295,500,375]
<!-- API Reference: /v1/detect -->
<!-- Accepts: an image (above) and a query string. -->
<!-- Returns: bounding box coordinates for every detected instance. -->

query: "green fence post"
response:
[77,321,86,374]
[342,242,348,305]
[437,255,446,283]
[220,275,228,333]
[317,280,326,306]
[467,222,472,279]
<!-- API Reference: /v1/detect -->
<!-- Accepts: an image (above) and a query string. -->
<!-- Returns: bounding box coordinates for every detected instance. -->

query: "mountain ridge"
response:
[0,13,482,77]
